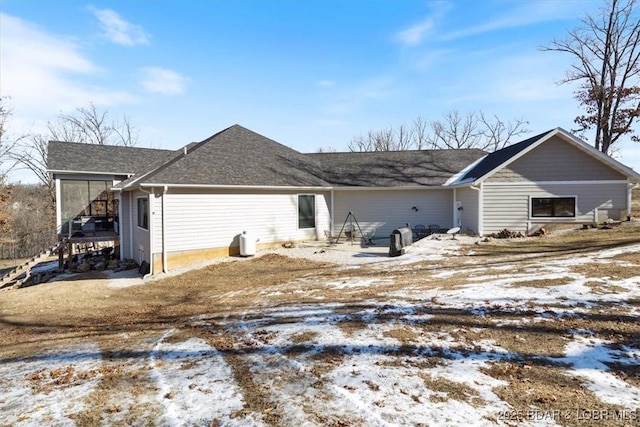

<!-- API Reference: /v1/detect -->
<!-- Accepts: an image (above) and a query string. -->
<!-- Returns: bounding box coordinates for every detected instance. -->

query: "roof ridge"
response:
[47,140,174,152]
[307,147,487,156]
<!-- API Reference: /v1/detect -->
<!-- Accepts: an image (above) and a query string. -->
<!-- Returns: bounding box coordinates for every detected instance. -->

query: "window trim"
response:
[298,194,316,229]
[137,196,149,230]
[529,196,577,219]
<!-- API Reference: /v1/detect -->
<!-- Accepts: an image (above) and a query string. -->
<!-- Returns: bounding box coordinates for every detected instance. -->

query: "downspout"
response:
[628,181,634,220]
[330,188,335,236]
[117,192,123,261]
[128,192,134,264]
[453,188,457,228]
[55,177,62,236]
[162,185,168,273]
[469,182,483,236]
[139,187,155,279]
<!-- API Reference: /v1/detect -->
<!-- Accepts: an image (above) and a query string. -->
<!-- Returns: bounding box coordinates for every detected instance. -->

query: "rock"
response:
[114,259,137,272]
[487,229,525,239]
[530,227,548,237]
[76,262,91,273]
[94,262,106,271]
[101,247,114,257]
[107,259,119,270]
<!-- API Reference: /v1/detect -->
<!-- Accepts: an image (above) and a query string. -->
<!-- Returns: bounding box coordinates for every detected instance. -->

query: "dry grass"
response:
[508,277,572,288]
[484,362,634,427]
[632,188,640,218]
[2,223,640,425]
[572,261,640,280]
[468,222,640,260]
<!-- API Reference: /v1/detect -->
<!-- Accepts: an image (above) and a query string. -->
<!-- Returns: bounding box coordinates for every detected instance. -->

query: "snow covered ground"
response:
[1,236,640,426]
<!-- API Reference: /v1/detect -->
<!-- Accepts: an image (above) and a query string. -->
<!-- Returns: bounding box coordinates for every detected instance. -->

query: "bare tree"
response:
[427,110,530,151]
[412,116,429,150]
[316,146,337,153]
[11,103,140,202]
[47,103,138,146]
[11,134,54,203]
[0,97,19,233]
[0,96,21,180]
[478,112,531,152]
[428,111,483,150]
[541,0,640,154]
[346,110,528,153]
[348,127,394,152]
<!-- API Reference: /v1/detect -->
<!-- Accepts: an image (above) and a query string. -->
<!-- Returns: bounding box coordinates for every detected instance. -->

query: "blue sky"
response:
[2,0,639,183]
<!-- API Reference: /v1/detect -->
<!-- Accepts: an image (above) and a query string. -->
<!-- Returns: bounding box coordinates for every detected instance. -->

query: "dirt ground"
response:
[2,221,637,361]
[1,215,640,426]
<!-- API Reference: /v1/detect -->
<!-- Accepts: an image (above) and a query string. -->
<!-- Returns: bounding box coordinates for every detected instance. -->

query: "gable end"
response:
[487,135,627,182]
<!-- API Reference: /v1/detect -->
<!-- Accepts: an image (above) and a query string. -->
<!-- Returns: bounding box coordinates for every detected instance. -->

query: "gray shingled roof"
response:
[307,149,486,186]
[48,126,492,189]
[458,130,552,182]
[47,141,176,175]
[128,125,332,187]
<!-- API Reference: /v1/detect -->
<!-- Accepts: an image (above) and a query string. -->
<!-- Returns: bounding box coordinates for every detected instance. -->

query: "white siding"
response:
[482,182,628,235]
[119,192,132,259]
[489,136,626,182]
[156,188,330,253]
[455,187,480,235]
[333,189,453,238]
[131,190,151,265]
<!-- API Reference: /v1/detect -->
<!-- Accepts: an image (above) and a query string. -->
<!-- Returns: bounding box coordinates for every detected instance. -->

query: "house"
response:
[48,125,640,275]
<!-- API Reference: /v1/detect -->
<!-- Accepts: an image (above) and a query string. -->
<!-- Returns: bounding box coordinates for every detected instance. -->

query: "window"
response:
[298,195,315,228]
[137,197,149,229]
[531,197,576,218]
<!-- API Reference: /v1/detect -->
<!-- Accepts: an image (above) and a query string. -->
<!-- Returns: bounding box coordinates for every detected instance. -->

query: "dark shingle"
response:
[135,125,331,187]
[458,130,552,182]
[47,141,175,175]
[48,126,494,189]
[307,149,486,186]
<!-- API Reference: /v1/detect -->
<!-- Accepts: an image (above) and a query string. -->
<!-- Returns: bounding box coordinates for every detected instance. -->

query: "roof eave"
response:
[556,129,640,182]
[444,155,488,186]
[331,184,449,191]
[473,128,640,183]
[135,183,334,191]
[49,169,135,176]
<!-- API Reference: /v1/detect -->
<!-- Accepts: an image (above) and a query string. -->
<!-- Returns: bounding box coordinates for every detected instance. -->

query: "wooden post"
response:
[58,243,64,269]
[67,241,73,270]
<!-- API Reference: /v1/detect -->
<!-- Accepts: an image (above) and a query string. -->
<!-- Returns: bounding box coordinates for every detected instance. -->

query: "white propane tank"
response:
[239,231,257,256]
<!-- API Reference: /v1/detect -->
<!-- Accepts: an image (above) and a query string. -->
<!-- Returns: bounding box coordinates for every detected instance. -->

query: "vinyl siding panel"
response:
[131,190,151,265]
[489,136,626,182]
[332,189,453,238]
[155,189,330,253]
[455,187,480,235]
[119,193,132,259]
[482,182,628,235]
[151,192,163,251]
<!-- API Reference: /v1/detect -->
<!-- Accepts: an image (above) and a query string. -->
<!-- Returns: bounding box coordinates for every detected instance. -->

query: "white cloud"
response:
[396,20,436,46]
[441,1,593,41]
[317,80,335,88]
[320,76,397,117]
[0,13,137,121]
[140,67,189,95]
[396,1,595,46]
[394,1,451,46]
[91,8,149,46]
[1,13,98,76]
